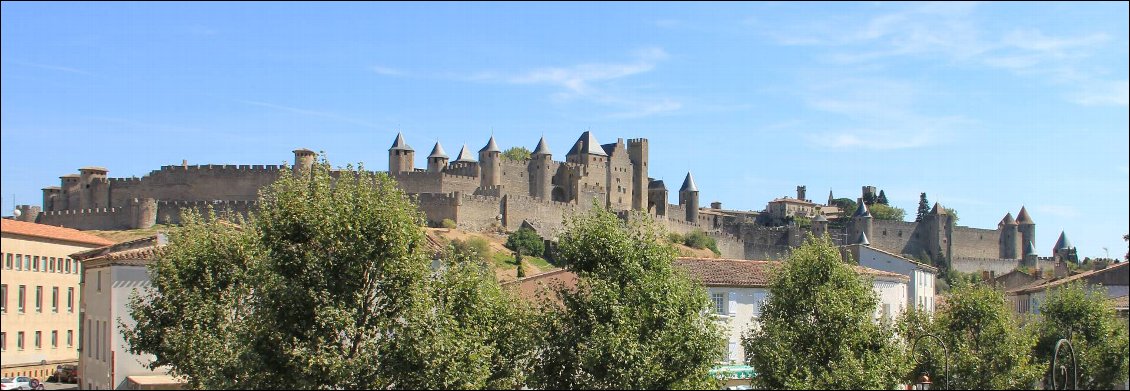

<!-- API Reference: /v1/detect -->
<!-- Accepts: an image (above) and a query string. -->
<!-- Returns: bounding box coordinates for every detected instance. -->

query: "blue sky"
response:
[2,2,1127,259]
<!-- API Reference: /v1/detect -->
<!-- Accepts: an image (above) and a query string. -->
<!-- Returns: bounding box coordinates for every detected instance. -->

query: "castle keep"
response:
[16,131,1064,272]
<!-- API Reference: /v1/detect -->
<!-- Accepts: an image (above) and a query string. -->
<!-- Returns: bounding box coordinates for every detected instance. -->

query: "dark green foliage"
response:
[1035,282,1129,390]
[743,235,909,389]
[505,227,545,258]
[832,198,858,217]
[502,146,532,161]
[683,229,721,256]
[441,218,457,229]
[532,207,724,389]
[944,207,959,224]
[916,193,930,222]
[451,237,491,264]
[877,190,889,205]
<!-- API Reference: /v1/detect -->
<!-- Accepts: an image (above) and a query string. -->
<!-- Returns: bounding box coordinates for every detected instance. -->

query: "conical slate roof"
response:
[931,202,946,215]
[1053,231,1074,251]
[567,131,607,157]
[857,231,871,246]
[428,142,448,159]
[532,136,552,156]
[1016,206,1034,224]
[1024,240,1037,256]
[812,214,828,222]
[479,135,501,153]
[999,213,1017,226]
[680,172,698,192]
[853,201,871,218]
[827,189,834,205]
[389,132,413,151]
[454,144,477,163]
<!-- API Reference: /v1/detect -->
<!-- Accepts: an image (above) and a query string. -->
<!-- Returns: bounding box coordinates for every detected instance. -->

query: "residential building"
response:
[1,219,113,379]
[1007,262,1128,315]
[69,235,181,390]
[844,243,938,313]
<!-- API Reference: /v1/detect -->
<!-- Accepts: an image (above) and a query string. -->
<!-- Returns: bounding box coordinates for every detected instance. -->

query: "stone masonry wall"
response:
[949,226,1004,259]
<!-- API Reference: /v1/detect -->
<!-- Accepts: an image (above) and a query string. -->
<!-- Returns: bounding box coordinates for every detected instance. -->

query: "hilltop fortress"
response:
[15,131,1069,273]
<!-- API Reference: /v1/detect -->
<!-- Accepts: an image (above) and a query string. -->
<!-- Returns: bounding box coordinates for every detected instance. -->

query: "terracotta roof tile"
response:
[1,219,115,246]
[675,257,908,287]
[1008,262,1128,295]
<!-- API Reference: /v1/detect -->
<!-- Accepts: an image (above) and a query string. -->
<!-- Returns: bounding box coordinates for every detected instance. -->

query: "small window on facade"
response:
[711,293,725,315]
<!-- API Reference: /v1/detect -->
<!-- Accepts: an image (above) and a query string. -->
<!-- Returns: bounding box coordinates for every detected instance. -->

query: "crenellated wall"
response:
[949,226,1003,259]
[502,195,583,238]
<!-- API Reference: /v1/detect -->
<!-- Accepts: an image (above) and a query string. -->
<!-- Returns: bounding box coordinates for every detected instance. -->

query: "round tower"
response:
[1016,206,1036,258]
[479,135,502,189]
[293,148,316,175]
[998,212,1020,259]
[531,136,553,200]
[388,132,415,173]
[131,198,158,229]
[59,174,80,210]
[78,166,109,209]
[812,214,829,239]
[850,199,873,246]
[679,172,699,224]
[42,187,61,212]
[427,141,449,173]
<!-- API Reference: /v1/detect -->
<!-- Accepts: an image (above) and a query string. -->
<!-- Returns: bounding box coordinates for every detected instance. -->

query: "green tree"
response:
[877,190,890,205]
[505,227,545,258]
[125,160,532,389]
[1035,281,1130,390]
[926,282,1042,389]
[683,229,721,256]
[944,207,959,224]
[450,237,491,264]
[532,207,724,389]
[832,197,858,216]
[743,235,909,389]
[916,193,930,222]
[869,203,906,221]
[502,146,532,161]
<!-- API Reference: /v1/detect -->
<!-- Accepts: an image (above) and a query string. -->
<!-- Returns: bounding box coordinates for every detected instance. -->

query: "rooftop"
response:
[1,219,115,247]
[1008,262,1128,295]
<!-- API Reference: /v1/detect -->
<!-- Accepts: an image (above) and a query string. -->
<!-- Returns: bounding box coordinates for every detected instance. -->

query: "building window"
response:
[16,254,23,270]
[711,293,725,315]
[17,331,24,350]
[66,259,71,273]
[1,284,6,313]
[36,286,42,312]
[18,285,25,313]
[5,253,11,269]
[67,330,73,347]
[35,331,41,349]
[68,288,74,312]
[52,287,59,313]
[52,331,58,348]
[49,257,55,273]
[86,320,92,357]
[1,332,5,351]
[97,271,102,292]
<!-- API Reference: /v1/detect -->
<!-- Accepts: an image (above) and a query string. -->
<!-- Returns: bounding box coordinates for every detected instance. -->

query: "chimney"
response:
[711,201,722,210]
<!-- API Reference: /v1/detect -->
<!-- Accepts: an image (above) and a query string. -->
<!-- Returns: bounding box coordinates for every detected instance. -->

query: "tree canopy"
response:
[502,146,532,161]
[125,160,534,389]
[916,193,930,222]
[1035,281,1129,389]
[505,226,545,258]
[869,203,906,221]
[743,235,908,389]
[532,207,724,389]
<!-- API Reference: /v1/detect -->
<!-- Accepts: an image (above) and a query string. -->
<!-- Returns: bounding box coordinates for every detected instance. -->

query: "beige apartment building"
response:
[1,219,114,379]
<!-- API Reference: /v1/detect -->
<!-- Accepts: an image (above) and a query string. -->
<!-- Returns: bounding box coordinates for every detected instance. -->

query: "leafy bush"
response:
[451,237,491,264]
[441,218,457,229]
[683,229,721,256]
[869,203,906,221]
[505,227,545,258]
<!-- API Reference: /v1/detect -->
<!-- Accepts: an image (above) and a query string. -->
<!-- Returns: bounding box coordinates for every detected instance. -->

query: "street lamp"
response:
[1050,338,1077,390]
[912,333,949,390]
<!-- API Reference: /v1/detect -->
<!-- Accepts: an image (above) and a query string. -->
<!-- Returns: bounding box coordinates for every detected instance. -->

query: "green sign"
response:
[709,365,757,380]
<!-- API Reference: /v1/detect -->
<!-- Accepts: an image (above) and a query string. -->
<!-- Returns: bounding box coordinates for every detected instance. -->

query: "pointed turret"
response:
[680,172,698,192]
[853,201,871,218]
[427,141,449,173]
[453,144,476,163]
[930,202,946,215]
[479,135,502,188]
[1016,206,1034,224]
[567,131,607,157]
[1025,240,1037,256]
[999,212,1021,259]
[532,136,552,156]
[1053,231,1074,251]
[999,213,1016,226]
[857,231,870,246]
[479,135,501,153]
[827,189,834,206]
[427,141,448,159]
[389,132,413,151]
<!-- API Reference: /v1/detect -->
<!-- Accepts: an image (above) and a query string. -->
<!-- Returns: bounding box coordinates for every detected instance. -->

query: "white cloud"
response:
[1069,80,1130,107]
[372,66,406,77]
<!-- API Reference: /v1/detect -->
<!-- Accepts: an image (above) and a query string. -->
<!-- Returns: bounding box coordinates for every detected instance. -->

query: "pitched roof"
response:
[532,136,552,156]
[479,135,501,153]
[79,166,109,172]
[674,257,909,287]
[649,179,667,190]
[930,202,946,215]
[680,172,698,192]
[1,219,115,246]
[1015,206,1034,224]
[853,244,938,273]
[1008,262,1128,295]
[501,269,577,302]
[427,141,448,159]
[857,231,871,246]
[1025,240,1037,256]
[567,131,607,157]
[389,132,413,151]
[453,144,477,163]
[853,201,871,218]
[1053,231,1074,251]
[999,213,1016,226]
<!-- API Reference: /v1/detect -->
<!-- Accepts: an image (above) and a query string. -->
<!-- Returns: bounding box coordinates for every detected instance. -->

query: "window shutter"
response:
[752,292,766,318]
[728,292,737,316]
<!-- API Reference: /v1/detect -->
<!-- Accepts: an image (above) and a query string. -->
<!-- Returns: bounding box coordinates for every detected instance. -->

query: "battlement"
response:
[43,207,122,216]
[156,199,257,208]
[460,192,501,204]
[108,177,144,185]
[441,172,477,181]
[157,164,284,173]
[505,194,575,209]
[626,138,647,145]
[470,186,505,199]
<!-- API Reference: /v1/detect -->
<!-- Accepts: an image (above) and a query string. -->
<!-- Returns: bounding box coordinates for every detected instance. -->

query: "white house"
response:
[1008,261,1128,316]
[673,258,910,366]
[844,243,938,313]
[69,235,181,390]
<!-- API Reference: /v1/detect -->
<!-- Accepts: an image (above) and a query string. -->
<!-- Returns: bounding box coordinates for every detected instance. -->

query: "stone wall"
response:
[949,226,1004,259]
[39,207,133,230]
[155,200,256,225]
[502,195,582,238]
[457,193,503,232]
[951,256,1020,275]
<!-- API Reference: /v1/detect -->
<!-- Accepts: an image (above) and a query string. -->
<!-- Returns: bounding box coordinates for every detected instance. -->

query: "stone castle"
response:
[14,131,1074,273]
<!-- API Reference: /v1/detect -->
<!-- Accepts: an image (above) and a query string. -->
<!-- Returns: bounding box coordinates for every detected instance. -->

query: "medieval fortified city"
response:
[2,3,1127,391]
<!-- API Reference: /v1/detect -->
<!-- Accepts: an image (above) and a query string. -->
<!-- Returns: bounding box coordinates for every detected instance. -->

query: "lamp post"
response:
[911,333,949,390]
[1050,338,1077,390]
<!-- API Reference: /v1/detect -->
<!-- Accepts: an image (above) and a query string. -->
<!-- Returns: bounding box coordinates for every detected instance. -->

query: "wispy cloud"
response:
[1069,79,1130,107]
[801,77,969,150]
[237,100,381,129]
[10,60,92,75]
[372,66,407,77]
